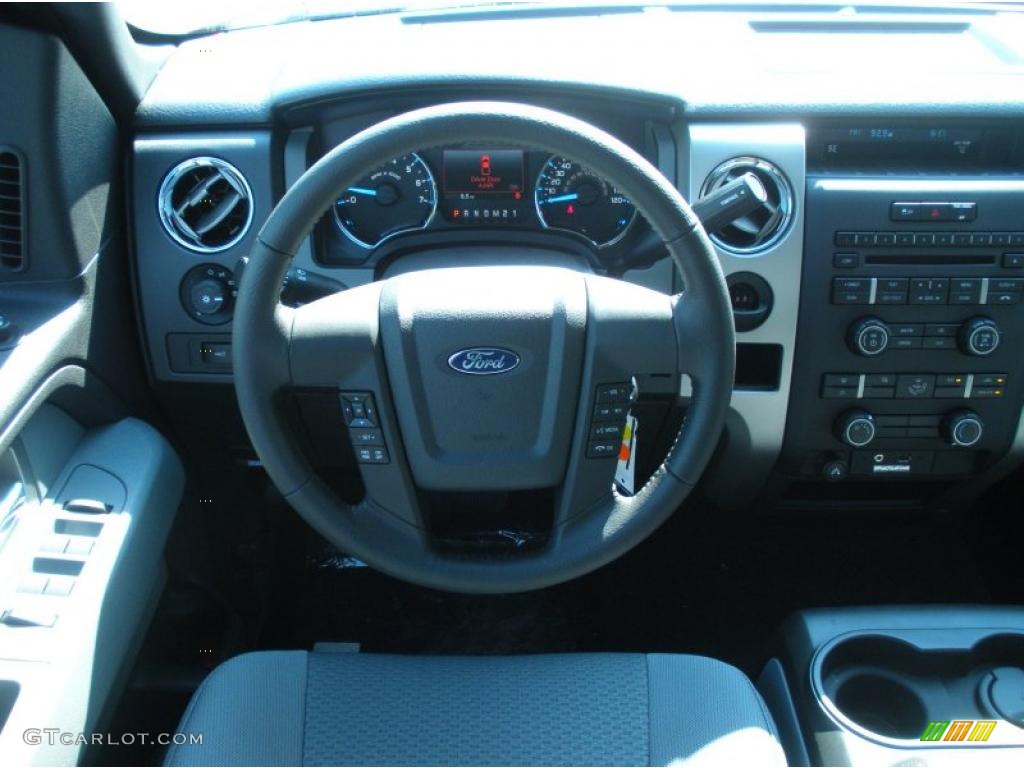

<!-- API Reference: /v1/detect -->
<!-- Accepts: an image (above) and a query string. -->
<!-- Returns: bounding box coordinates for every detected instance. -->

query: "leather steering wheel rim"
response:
[233,102,735,594]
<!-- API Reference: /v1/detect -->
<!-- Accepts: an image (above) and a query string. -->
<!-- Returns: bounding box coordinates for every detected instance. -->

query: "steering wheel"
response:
[233,102,734,594]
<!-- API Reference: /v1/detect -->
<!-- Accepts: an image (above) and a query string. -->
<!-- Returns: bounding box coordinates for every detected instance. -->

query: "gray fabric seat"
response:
[165,651,788,767]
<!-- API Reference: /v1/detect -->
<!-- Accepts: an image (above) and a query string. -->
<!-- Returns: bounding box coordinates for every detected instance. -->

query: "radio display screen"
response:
[442,149,525,196]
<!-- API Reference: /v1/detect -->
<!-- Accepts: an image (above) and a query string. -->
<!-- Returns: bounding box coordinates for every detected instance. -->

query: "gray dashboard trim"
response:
[681,123,806,509]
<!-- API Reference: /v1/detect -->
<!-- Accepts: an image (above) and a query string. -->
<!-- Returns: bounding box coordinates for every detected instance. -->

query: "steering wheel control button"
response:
[341,393,389,463]
[341,392,379,428]
[848,316,890,356]
[592,403,628,422]
[835,410,876,448]
[958,316,1001,356]
[350,428,385,447]
[591,423,624,440]
[180,264,237,325]
[596,383,632,403]
[587,441,620,459]
[355,447,389,465]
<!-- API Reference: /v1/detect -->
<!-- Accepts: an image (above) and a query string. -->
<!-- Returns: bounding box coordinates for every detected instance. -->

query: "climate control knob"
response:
[848,317,890,356]
[835,409,877,448]
[958,317,1001,356]
[942,410,984,447]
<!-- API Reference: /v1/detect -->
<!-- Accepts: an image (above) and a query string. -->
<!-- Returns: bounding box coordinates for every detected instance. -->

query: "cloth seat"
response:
[165,651,788,767]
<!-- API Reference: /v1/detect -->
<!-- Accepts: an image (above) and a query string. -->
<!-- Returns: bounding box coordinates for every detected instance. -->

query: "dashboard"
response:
[128,3,1024,513]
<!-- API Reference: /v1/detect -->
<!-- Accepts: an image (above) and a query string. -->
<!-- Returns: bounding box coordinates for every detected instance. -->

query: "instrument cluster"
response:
[330,146,639,254]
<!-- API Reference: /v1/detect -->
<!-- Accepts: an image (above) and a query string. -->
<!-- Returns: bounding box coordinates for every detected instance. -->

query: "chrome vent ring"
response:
[700,156,793,256]
[158,157,253,253]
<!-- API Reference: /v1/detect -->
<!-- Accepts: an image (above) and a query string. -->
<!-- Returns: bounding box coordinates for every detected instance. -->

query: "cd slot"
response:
[865,253,995,266]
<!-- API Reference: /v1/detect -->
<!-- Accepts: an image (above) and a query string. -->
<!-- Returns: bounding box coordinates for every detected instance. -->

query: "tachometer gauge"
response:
[334,153,437,248]
[535,156,637,247]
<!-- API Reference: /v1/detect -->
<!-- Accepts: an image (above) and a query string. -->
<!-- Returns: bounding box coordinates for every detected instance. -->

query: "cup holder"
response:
[832,672,928,739]
[813,630,1024,745]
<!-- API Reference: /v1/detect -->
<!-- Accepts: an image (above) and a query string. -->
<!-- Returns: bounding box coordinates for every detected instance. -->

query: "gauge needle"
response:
[543,192,579,205]
[347,186,378,197]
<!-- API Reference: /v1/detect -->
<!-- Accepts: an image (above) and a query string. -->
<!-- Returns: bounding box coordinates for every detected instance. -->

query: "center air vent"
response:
[0,148,25,271]
[700,157,793,256]
[158,157,253,253]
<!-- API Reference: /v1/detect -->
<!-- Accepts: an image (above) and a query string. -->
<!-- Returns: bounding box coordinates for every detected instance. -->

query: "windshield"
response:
[118,0,1021,36]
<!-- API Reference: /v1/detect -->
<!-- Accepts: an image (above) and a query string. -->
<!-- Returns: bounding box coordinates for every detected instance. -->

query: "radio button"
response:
[892,337,922,350]
[1005,253,1024,268]
[834,277,871,291]
[854,233,877,247]
[878,278,908,292]
[925,323,960,337]
[935,233,954,247]
[923,336,956,350]
[896,233,916,246]
[991,233,1011,246]
[990,278,1023,292]
[876,233,896,246]
[833,290,871,305]
[834,252,860,268]
[848,317,890,356]
[986,292,1021,306]
[891,203,924,221]
[971,233,992,246]
[914,233,936,246]
[953,233,972,246]
[835,231,857,246]
[1011,233,1024,246]
[950,203,977,222]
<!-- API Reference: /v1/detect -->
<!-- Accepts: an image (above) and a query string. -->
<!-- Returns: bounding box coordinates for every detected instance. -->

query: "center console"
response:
[761,606,1024,766]
[781,152,1024,486]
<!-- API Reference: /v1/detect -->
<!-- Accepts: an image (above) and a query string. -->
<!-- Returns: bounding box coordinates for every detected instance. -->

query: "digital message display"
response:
[443,149,525,195]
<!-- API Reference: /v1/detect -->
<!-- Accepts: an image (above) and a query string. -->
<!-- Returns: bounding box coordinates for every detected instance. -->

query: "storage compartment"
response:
[0,680,18,732]
[814,630,1024,743]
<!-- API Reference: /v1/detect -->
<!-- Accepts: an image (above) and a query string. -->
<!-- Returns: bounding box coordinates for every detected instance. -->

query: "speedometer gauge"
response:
[334,153,437,248]
[535,156,637,247]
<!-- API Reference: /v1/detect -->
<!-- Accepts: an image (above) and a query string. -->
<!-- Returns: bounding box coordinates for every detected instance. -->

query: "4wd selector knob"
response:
[835,409,877,448]
[942,410,984,447]
[848,317,890,356]
[958,316,1001,356]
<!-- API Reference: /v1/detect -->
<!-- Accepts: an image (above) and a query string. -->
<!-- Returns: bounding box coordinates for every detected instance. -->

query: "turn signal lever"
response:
[609,171,767,274]
[234,257,347,307]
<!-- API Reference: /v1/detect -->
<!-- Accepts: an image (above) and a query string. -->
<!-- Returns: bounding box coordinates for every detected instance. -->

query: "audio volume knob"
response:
[835,410,877,448]
[958,317,1001,356]
[942,410,984,447]
[848,317,890,356]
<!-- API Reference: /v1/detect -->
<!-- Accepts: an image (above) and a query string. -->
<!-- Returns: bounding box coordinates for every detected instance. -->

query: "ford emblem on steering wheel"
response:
[447,347,521,375]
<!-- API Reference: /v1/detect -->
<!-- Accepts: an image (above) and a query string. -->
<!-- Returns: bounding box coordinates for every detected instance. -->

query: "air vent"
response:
[0,148,25,271]
[158,157,253,253]
[700,157,793,256]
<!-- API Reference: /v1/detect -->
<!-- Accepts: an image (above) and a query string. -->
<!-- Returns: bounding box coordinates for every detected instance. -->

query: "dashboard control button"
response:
[822,459,849,482]
[822,386,858,399]
[934,233,953,246]
[990,278,1024,292]
[180,264,237,325]
[971,233,992,246]
[833,290,871,305]
[349,428,385,447]
[876,291,908,305]
[1005,253,1024,268]
[991,233,1011,247]
[891,203,924,221]
[876,415,910,428]
[896,232,916,246]
[865,373,896,387]
[833,252,860,268]
[914,233,935,246]
[854,233,877,247]
[937,373,968,387]
[959,317,1001,356]
[835,410,876,448]
[848,317,890,356]
[824,373,860,387]
[987,292,1021,306]
[975,373,1008,387]
[896,374,935,399]
[972,387,1005,399]
[892,337,922,350]
[200,342,231,365]
[834,232,857,246]
[953,233,972,246]
[878,278,908,292]
[890,324,923,338]
[942,410,984,447]
[925,323,959,337]
[863,387,895,399]
[923,337,955,350]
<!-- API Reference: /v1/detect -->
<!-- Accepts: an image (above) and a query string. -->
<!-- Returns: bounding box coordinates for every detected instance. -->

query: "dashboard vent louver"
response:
[158,157,253,253]
[700,157,793,255]
[0,148,25,271]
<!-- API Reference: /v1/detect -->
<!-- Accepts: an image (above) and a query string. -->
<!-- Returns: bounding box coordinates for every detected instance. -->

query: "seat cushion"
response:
[165,651,787,767]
